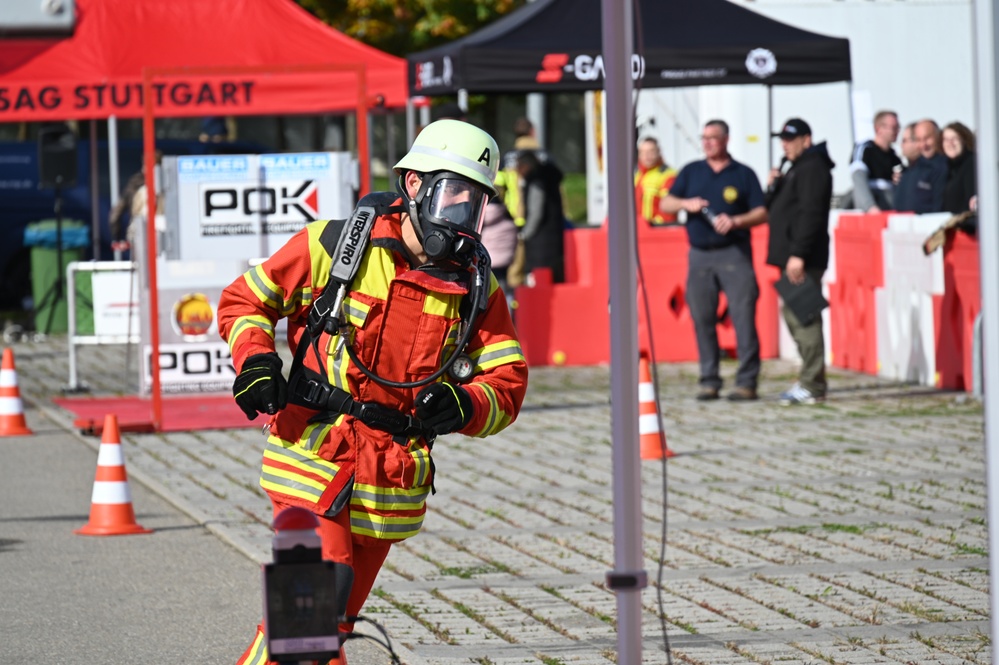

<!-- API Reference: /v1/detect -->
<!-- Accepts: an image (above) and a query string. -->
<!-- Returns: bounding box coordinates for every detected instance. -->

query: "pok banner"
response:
[139,259,247,395]
[163,152,356,262]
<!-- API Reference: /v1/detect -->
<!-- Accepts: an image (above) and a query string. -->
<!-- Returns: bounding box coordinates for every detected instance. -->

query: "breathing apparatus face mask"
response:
[406,171,490,268]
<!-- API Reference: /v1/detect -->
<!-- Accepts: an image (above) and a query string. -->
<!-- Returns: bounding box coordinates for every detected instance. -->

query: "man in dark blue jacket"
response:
[766,118,834,405]
[895,119,947,213]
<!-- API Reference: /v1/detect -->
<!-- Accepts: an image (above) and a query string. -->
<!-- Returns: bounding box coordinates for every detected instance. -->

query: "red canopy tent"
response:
[0,0,408,121]
[1,0,409,432]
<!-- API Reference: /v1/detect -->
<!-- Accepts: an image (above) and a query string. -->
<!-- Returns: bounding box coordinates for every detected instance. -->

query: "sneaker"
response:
[726,386,758,402]
[696,387,720,401]
[778,383,824,405]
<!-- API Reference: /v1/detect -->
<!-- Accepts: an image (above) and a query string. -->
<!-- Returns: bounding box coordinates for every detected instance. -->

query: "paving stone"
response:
[13,341,993,665]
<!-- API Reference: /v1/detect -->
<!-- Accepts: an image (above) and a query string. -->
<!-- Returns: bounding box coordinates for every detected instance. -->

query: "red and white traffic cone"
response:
[76,414,152,536]
[0,347,32,436]
[639,354,674,460]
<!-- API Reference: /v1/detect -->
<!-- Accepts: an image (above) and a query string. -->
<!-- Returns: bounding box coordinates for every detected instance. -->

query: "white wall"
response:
[636,0,975,195]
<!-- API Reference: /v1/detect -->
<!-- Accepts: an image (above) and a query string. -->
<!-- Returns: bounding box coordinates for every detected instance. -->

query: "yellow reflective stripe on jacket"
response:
[471,339,525,371]
[342,296,370,328]
[259,436,340,504]
[302,422,334,453]
[471,382,513,438]
[409,446,431,487]
[227,315,275,355]
[306,222,334,293]
[423,290,462,318]
[244,265,315,318]
[352,245,396,301]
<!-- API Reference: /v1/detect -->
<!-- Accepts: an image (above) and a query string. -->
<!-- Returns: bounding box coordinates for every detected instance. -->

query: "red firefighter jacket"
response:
[217,205,527,544]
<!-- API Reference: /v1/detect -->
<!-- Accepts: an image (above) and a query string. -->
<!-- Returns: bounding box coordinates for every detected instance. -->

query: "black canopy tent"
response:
[407,0,852,95]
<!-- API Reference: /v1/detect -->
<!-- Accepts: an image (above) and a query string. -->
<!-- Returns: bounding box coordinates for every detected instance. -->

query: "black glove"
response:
[415,382,473,435]
[233,353,288,420]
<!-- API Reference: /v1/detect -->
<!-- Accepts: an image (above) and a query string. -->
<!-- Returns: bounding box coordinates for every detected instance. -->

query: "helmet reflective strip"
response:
[406,144,493,180]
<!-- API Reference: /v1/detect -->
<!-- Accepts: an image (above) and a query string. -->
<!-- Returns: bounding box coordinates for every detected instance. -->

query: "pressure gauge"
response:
[448,354,475,383]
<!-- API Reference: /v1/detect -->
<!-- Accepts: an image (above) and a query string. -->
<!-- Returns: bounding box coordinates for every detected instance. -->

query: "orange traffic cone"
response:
[0,347,32,436]
[75,414,152,536]
[639,354,674,460]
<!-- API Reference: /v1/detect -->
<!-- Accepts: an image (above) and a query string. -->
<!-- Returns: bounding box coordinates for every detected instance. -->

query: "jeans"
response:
[686,244,760,390]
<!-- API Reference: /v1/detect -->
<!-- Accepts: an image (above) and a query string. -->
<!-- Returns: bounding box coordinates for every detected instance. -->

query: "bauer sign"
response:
[164,152,356,262]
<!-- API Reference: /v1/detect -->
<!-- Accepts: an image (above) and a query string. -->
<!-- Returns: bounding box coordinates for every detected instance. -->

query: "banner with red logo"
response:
[164,152,356,262]
[406,0,851,96]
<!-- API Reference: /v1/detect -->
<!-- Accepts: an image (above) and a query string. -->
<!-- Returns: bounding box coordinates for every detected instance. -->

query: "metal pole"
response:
[527,93,546,148]
[972,0,999,660]
[89,120,100,260]
[406,98,416,146]
[67,261,79,390]
[602,1,645,663]
[767,85,773,172]
[142,72,163,430]
[108,116,120,212]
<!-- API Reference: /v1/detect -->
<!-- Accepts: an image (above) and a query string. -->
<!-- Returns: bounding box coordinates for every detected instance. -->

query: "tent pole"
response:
[767,85,773,171]
[971,0,999,660]
[89,120,100,260]
[602,0,645,663]
[846,81,857,145]
[406,99,415,146]
[108,116,120,217]
[527,93,545,148]
[142,72,162,431]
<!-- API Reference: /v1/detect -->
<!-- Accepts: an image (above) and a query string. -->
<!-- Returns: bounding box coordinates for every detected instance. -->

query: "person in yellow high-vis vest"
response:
[634,137,678,225]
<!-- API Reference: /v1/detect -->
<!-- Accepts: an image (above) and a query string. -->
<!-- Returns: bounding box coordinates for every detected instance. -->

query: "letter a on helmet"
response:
[394,120,499,196]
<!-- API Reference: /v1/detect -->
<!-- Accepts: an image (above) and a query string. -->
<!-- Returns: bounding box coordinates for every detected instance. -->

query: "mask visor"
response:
[425,177,489,238]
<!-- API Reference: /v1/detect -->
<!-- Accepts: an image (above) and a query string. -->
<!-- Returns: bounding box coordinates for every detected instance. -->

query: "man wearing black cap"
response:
[766,118,835,405]
[661,119,768,402]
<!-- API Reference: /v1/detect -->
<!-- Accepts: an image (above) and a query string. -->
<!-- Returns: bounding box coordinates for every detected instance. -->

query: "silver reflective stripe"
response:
[473,346,521,368]
[248,268,283,306]
[260,469,323,501]
[303,423,332,453]
[350,514,424,535]
[264,439,336,477]
[411,448,429,487]
[352,485,430,507]
[406,144,493,181]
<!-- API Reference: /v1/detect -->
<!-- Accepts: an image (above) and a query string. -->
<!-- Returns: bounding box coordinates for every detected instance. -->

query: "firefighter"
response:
[219,119,528,665]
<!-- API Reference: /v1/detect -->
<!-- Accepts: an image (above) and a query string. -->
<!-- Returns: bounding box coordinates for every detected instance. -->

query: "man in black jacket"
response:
[766,118,834,405]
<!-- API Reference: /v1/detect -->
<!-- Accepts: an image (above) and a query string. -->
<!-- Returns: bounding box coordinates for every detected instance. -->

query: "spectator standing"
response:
[941,121,978,216]
[634,137,678,225]
[849,110,902,212]
[516,150,566,283]
[218,120,527,665]
[480,196,519,299]
[895,119,948,213]
[900,122,921,167]
[661,119,768,402]
[765,118,834,405]
[494,117,550,288]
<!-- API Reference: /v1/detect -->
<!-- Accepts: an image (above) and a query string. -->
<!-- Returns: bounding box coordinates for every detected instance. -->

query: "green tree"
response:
[295,0,526,57]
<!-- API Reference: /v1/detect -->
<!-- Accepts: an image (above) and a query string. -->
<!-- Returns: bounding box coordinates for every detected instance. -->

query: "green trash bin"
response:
[24,219,89,335]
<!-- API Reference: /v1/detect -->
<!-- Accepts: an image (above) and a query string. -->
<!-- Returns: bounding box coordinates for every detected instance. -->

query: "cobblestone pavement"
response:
[9,335,991,665]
